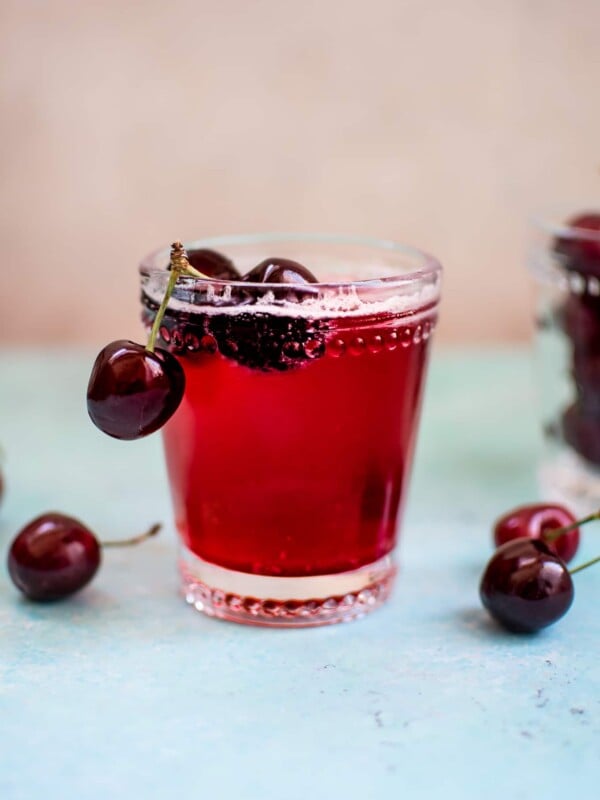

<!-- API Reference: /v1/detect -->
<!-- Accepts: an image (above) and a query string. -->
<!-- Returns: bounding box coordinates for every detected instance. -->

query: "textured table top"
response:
[1,348,598,800]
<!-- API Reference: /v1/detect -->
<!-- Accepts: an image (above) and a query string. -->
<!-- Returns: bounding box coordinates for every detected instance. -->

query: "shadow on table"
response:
[455,607,550,644]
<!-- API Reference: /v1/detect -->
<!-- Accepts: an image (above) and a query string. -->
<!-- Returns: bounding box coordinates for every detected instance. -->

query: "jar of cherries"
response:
[530,210,600,513]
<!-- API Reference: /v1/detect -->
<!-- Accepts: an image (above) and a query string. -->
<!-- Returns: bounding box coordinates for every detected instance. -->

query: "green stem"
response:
[183,264,205,278]
[147,266,179,353]
[570,554,600,575]
[102,523,162,548]
[543,509,600,542]
[146,241,208,353]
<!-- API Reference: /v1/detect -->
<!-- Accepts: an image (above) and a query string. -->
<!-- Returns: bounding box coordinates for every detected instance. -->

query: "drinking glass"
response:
[140,234,442,626]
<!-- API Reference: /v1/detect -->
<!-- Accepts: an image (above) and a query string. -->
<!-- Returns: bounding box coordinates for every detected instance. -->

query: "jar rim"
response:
[531,209,600,242]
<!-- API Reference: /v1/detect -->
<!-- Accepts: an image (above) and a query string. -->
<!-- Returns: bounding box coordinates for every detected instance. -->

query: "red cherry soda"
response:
[162,307,436,576]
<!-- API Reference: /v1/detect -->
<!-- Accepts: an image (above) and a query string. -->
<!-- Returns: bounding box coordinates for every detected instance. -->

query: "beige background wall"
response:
[1,0,599,346]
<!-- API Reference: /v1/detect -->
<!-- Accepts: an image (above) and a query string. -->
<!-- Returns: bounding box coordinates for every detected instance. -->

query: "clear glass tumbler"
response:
[140,234,442,626]
[530,212,600,514]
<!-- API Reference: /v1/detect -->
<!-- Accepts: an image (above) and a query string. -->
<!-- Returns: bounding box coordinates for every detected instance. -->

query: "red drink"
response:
[140,235,441,626]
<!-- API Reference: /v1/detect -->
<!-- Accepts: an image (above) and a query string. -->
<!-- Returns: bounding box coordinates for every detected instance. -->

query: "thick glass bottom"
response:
[179,546,397,627]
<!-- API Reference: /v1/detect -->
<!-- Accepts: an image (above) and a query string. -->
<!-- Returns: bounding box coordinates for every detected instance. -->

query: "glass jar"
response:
[530,211,600,514]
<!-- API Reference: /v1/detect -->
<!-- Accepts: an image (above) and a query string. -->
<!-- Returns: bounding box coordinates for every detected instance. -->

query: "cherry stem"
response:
[543,509,600,542]
[146,241,208,353]
[570,554,600,575]
[101,522,162,548]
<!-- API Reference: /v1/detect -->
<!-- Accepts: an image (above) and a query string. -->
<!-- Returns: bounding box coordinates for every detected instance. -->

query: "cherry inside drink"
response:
[140,236,441,626]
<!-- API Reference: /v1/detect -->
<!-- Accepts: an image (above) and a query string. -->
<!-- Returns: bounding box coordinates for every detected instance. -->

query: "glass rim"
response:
[530,209,600,242]
[138,232,442,290]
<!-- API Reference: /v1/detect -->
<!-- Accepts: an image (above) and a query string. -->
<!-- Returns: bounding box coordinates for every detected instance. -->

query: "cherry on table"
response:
[7,513,161,601]
[493,503,580,563]
[8,513,101,601]
[480,538,574,633]
[87,340,185,440]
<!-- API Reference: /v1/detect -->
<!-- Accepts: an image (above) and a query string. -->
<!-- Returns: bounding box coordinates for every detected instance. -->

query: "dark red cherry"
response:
[242,257,318,284]
[562,404,600,466]
[87,340,185,440]
[493,503,580,563]
[568,213,600,263]
[8,513,101,601]
[186,248,241,281]
[480,538,574,633]
[554,212,600,276]
[557,294,600,351]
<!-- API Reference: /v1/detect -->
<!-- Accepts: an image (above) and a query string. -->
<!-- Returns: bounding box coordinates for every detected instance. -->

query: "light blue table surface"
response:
[1,348,598,800]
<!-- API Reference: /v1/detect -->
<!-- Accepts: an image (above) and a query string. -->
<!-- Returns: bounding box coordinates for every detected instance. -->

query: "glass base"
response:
[539,449,600,516]
[179,546,397,627]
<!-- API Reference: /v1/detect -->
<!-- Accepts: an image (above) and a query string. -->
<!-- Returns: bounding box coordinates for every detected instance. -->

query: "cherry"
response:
[557,294,600,352]
[554,212,600,277]
[186,248,241,281]
[88,242,205,441]
[480,539,574,633]
[242,257,318,284]
[87,340,185,440]
[493,503,580,563]
[8,513,101,601]
[7,513,160,601]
